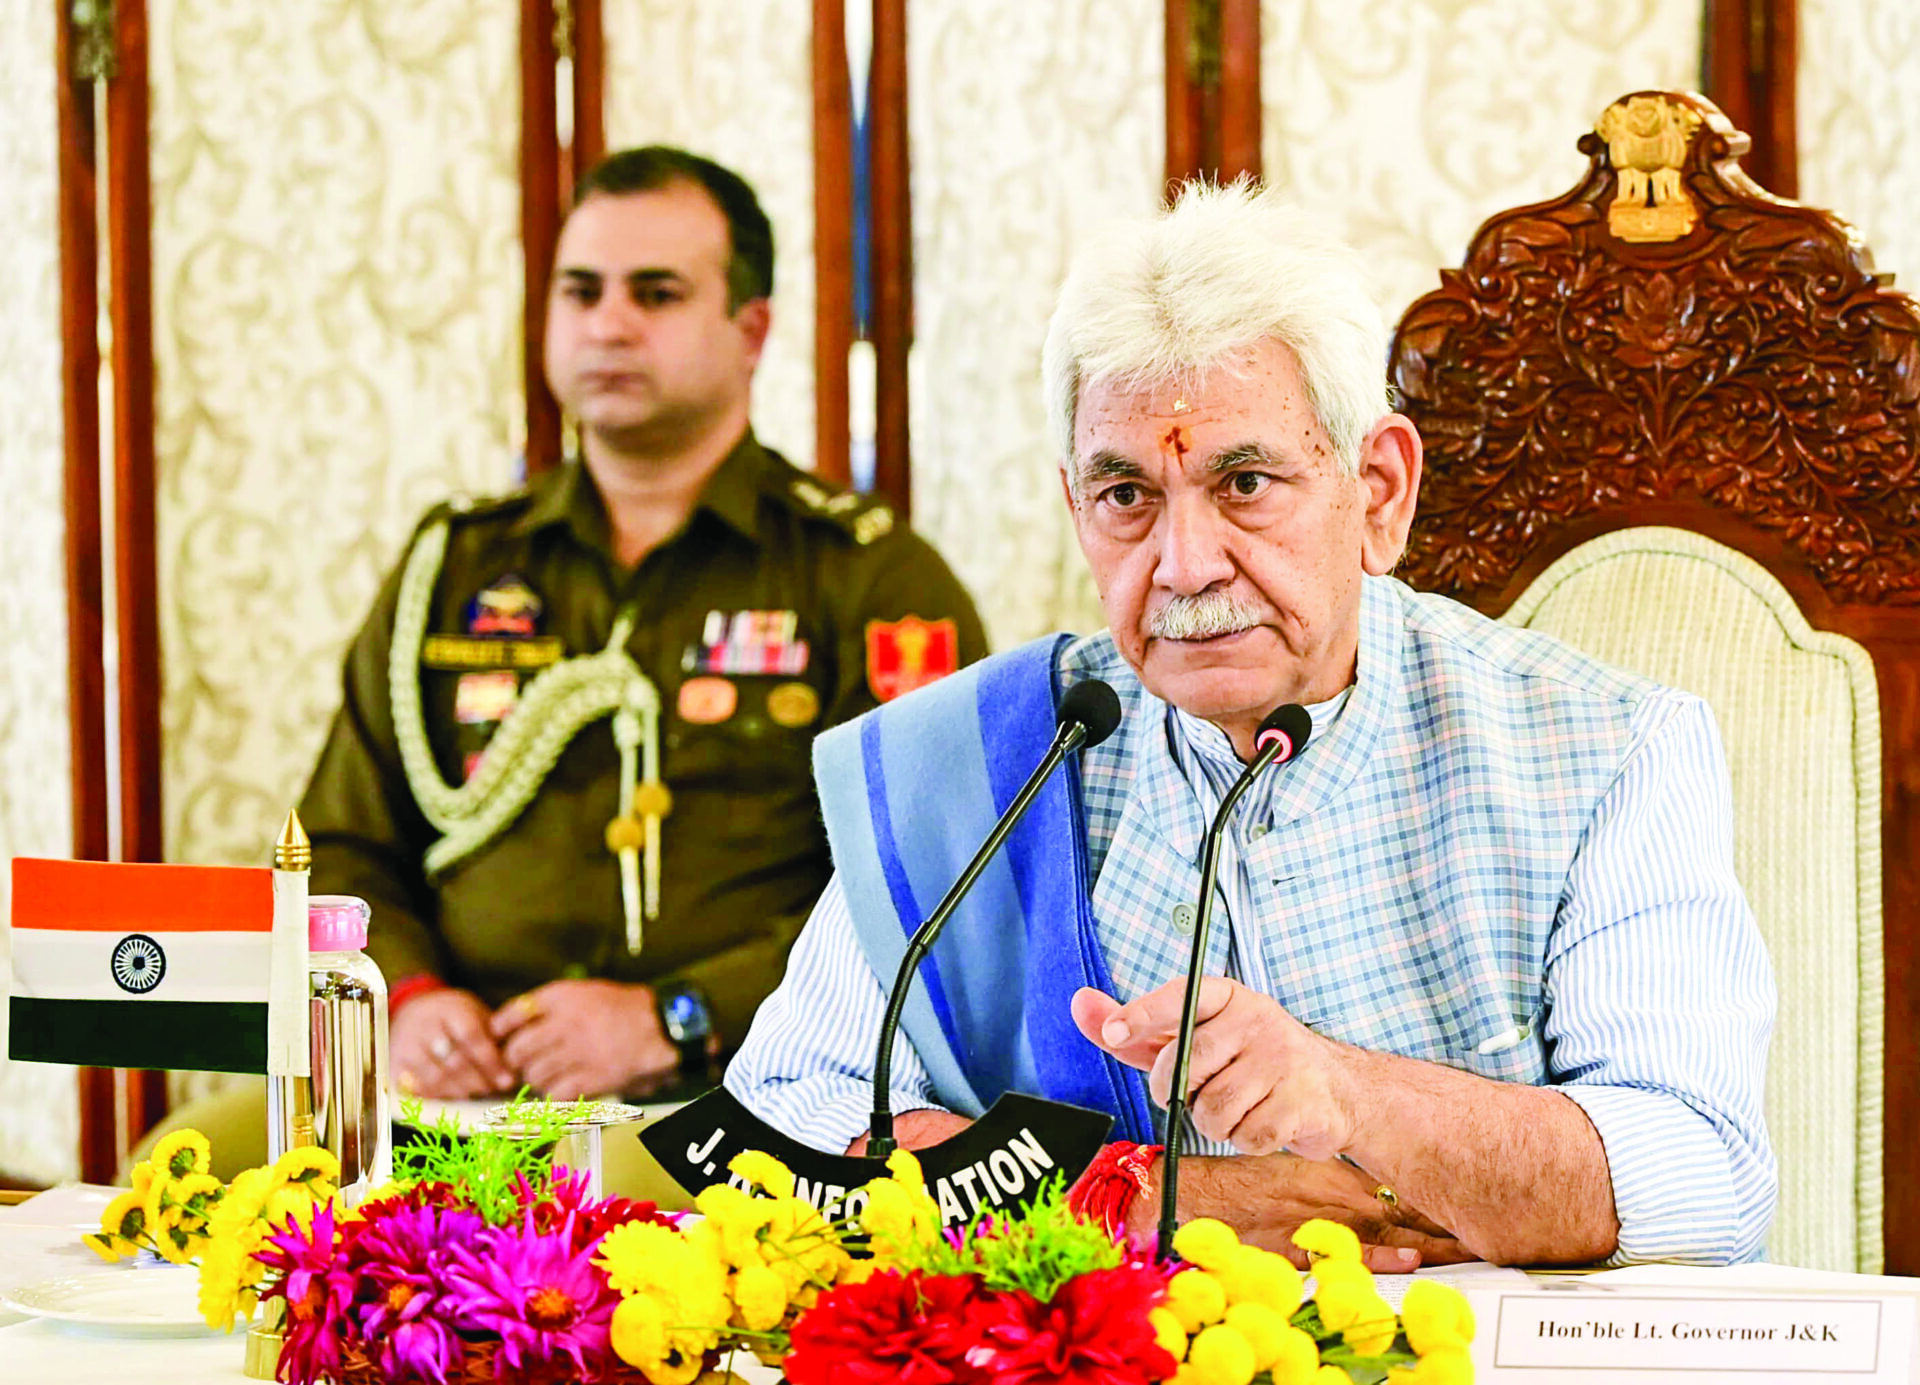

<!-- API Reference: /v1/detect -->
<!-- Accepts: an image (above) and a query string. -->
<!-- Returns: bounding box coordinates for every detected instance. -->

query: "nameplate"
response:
[1491,1293,1914,1381]
[639,1087,1111,1225]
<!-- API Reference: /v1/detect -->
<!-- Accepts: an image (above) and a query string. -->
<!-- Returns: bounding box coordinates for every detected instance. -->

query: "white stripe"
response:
[10,928,272,1004]
[268,869,310,1077]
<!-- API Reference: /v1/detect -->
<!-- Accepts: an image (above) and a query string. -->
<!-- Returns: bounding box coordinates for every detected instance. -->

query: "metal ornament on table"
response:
[482,1100,650,1198]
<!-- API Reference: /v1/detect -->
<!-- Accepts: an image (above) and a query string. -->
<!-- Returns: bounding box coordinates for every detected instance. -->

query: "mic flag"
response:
[640,1086,1112,1226]
[5,858,283,1073]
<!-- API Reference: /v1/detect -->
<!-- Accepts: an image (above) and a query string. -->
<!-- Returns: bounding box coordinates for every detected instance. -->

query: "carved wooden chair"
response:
[1392,90,1920,1275]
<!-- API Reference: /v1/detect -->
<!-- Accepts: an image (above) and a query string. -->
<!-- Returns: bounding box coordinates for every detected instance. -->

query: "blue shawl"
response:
[812,637,1157,1142]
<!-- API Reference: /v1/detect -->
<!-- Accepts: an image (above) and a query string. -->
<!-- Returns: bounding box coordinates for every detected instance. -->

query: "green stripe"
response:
[9,997,268,1074]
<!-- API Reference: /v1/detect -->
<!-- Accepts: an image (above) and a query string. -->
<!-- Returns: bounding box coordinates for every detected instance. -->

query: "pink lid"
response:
[308,895,371,951]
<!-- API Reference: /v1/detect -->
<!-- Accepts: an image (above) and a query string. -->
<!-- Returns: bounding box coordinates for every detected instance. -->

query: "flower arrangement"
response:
[148,1110,1473,1385]
[83,1127,339,1287]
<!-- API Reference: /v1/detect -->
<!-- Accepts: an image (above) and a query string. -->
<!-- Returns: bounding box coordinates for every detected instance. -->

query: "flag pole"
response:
[267,810,313,1156]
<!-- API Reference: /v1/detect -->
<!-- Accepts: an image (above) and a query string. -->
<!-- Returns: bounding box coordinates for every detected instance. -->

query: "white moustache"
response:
[1148,590,1265,641]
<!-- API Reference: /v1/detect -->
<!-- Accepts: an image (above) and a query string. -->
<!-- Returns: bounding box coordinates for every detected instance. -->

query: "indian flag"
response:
[6,858,282,1073]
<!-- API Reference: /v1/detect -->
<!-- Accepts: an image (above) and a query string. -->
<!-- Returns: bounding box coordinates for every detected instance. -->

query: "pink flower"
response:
[255,1204,355,1385]
[443,1212,618,1379]
[348,1202,484,1383]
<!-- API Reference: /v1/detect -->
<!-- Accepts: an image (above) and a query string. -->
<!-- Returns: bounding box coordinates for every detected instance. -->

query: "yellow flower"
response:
[1186,1323,1257,1385]
[274,1145,340,1202]
[1172,1218,1242,1270]
[129,1163,157,1200]
[1314,1367,1354,1384]
[209,1166,278,1235]
[83,1232,131,1263]
[197,1236,262,1331]
[1314,1271,1396,1356]
[731,1263,789,1332]
[1261,1324,1324,1385]
[1214,1244,1303,1315]
[1387,1343,1473,1385]
[1221,1302,1291,1371]
[151,1129,212,1180]
[152,1222,199,1266]
[858,1147,943,1257]
[98,1189,148,1244]
[610,1293,705,1385]
[262,1184,317,1231]
[595,1220,729,1358]
[728,1150,797,1199]
[1292,1219,1362,1264]
[763,1198,847,1292]
[170,1172,224,1229]
[1149,1306,1189,1363]
[1400,1279,1475,1354]
[1164,1268,1228,1334]
[695,1183,779,1268]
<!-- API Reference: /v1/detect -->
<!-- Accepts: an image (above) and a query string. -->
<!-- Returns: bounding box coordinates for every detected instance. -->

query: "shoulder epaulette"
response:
[440,486,535,522]
[783,475,896,546]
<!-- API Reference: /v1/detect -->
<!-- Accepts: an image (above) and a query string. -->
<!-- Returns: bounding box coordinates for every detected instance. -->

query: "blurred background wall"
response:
[2,0,1915,1184]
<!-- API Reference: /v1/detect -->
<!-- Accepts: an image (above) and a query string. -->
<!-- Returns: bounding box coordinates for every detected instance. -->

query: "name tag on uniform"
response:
[455,670,519,724]
[423,634,565,670]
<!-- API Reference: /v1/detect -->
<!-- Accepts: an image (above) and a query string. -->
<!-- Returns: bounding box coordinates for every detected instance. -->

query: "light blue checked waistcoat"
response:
[824,574,1663,1111]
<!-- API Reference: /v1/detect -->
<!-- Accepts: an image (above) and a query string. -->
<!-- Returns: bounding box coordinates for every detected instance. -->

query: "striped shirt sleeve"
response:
[1549,691,1778,1265]
[723,873,945,1153]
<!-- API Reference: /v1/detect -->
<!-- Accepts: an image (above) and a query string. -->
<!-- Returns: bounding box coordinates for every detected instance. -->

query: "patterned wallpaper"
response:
[0,0,81,1184]
[147,0,524,870]
[602,0,817,471]
[1799,0,1920,288]
[907,0,1165,645]
[1262,0,1706,321]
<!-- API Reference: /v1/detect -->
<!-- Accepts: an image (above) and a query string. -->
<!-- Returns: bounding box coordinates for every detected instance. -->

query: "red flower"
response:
[785,1271,997,1385]
[970,1266,1178,1385]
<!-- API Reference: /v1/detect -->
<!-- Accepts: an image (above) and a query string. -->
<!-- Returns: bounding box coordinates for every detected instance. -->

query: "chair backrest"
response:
[1390,89,1920,1274]
[1504,527,1881,1272]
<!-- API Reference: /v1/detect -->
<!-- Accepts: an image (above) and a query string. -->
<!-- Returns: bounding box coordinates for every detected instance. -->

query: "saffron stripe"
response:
[10,858,273,934]
[9,996,268,1073]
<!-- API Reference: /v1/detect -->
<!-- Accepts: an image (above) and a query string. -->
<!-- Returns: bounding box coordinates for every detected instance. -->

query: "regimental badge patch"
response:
[466,574,544,637]
[866,616,960,703]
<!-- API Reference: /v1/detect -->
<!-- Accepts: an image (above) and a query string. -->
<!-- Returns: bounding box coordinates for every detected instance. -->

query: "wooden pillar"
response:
[521,0,564,477]
[869,0,911,516]
[1702,0,1797,197]
[1165,0,1261,191]
[569,0,605,180]
[812,0,853,487]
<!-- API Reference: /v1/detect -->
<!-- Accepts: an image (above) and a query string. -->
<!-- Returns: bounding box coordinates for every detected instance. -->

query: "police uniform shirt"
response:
[297,431,990,1045]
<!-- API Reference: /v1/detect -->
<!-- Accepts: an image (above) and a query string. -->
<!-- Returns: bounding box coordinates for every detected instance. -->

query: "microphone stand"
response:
[868,718,1093,1159]
[1156,724,1299,1257]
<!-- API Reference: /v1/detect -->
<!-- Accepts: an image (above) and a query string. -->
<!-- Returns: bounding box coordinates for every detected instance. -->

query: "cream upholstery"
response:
[1502,527,1883,1273]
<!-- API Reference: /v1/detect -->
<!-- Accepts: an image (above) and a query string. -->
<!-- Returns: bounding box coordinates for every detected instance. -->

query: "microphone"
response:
[1157,701,1312,1255]
[868,678,1123,1158]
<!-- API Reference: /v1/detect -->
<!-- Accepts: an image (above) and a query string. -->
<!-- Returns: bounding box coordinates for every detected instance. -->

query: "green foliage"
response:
[888,1176,1123,1302]
[391,1091,589,1226]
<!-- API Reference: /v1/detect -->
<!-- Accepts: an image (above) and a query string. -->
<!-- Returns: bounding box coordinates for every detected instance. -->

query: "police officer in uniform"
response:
[298,146,987,1105]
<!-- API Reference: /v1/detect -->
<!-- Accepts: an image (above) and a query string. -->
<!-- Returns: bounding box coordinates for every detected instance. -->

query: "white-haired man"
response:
[725,184,1776,1269]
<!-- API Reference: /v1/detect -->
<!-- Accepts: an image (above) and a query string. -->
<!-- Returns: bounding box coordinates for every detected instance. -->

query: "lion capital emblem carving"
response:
[1596,95,1704,243]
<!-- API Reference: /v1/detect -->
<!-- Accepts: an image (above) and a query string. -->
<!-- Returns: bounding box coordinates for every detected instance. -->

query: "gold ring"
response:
[1373,1184,1399,1209]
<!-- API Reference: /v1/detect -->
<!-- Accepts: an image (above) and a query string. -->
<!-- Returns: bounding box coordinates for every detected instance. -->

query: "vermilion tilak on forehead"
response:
[1160,424,1190,461]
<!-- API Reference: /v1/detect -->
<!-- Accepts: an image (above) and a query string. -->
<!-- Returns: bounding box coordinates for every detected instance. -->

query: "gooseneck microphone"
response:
[1157,701,1313,1256]
[868,679,1124,1159]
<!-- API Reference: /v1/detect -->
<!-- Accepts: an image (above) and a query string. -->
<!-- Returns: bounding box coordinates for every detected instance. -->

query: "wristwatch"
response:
[656,982,714,1073]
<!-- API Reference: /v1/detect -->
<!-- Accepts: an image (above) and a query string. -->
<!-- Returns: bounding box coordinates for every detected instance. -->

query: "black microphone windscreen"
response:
[1057,679,1123,748]
[1254,702,1313,763]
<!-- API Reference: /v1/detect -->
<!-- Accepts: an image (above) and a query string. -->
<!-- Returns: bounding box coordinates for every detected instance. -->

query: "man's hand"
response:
[489,980,679,1100]
[1121,1150,1475,1273]
[392,988,516,1099]
[1073,977,1360,1159]
[845,1109,972,1156]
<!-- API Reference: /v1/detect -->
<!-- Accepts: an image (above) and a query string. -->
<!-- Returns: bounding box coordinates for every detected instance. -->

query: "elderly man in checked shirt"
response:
[725,183,1777,1271]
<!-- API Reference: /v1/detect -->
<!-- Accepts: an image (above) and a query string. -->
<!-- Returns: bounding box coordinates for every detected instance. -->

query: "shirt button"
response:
[1248,823,1270,840]
[1170,903,1196,935]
